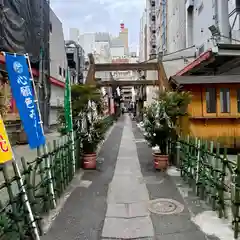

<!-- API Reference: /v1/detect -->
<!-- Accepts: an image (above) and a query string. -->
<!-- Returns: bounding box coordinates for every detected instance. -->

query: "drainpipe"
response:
[216,0,231,43]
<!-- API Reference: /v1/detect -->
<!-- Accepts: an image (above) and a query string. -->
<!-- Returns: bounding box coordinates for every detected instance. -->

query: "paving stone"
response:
[106,202,149,218]
[107,178,150,204]
[102,116,154,239]
[101,217,154,239]
[129,202,149,217]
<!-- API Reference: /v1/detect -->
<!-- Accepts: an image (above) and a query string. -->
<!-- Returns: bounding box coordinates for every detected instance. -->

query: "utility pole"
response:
[38,0,45,127]
[39,0,51,132]
[44,0,51,132]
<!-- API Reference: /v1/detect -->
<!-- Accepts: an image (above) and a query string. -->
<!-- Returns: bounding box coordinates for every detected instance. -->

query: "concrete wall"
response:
[164,0,238,56]
[69,28,80,42]
[110,46,125,58]
[139,11,147,62]
[79,33,96,57]
[167,0,186,53]
[49,85,63,125]
[50,9,68,82]
[191,0,214,53]
[49,8,68,125]
[162,46,196,77]
[146,0,151,59]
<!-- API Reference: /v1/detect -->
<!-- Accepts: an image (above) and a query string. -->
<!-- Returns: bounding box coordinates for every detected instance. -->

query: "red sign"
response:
[112,58,129,64]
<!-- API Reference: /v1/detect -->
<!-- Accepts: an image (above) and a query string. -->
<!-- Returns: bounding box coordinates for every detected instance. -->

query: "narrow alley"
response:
[41,115,220,240]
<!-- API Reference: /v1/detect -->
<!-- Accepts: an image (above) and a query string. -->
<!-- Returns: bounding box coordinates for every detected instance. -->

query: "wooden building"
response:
[169,75,240,148]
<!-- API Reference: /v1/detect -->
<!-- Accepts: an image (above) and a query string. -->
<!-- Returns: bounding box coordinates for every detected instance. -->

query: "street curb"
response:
[41,121,115,235]
[96,121,116,156]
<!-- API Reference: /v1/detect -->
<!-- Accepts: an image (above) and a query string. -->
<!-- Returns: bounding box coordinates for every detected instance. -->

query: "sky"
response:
[50,0,146,52]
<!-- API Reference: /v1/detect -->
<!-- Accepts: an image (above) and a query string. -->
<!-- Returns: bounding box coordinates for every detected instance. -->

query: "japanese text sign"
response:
[5,54,46,149]
[0,115,13,164]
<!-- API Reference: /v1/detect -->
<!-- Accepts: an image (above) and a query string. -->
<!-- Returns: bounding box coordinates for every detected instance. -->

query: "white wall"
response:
[167,0,186,53]
[146,0,151,59]
[139,10,147,62]
[162,46,196,77]
[50,9,68,82]
[110,46,125,58]
[49,85,64,125]
[69,28,80,43]
[79,33,96,57]
[49,8,67,125]
[50,85,63,107]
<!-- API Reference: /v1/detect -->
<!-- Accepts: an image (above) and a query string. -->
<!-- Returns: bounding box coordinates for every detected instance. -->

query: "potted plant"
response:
[82,116,105,169]
[143,91,191,170]
[143,101,174,170]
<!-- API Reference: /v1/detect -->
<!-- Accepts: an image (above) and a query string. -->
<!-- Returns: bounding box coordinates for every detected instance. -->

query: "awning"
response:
[175,44,240,76]
[170,75,240,85]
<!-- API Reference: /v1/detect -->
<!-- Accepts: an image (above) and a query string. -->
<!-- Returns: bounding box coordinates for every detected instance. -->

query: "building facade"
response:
[139,0,240,79]
[49,8,68,126]
[165,0,238,56]
[65,42,85,84]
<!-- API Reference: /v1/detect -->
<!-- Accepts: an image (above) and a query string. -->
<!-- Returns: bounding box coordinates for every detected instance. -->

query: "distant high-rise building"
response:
[69,28,80,43]
[118,22,129,55]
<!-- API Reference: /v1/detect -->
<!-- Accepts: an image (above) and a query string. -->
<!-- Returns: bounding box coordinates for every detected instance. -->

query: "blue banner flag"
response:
[5,54,46,149]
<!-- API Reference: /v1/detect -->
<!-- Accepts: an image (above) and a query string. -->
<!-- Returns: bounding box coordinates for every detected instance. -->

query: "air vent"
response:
[237,0,240,11]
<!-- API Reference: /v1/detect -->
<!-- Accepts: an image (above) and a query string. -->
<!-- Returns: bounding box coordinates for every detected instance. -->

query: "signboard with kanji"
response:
[0,115,13,164]
[5,53,45,149]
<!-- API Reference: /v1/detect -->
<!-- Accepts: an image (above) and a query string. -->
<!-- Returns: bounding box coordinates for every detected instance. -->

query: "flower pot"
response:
[83,153,97,169]
[153,153,169,171]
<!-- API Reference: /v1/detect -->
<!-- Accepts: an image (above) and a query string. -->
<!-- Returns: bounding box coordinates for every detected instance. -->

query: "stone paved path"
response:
[41,117,124,240]
[101,116,154,239]
[41,115,223,239]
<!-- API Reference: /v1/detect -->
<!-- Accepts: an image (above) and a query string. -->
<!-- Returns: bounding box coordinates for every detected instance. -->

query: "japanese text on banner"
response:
[0,115,13,164]
[5,54,45,149]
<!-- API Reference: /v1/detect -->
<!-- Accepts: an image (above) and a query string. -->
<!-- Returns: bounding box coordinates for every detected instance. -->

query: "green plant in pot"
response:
[143,90,191,170]
[82,115,105,169]
[143,101,174,170]
[58,84,103,135]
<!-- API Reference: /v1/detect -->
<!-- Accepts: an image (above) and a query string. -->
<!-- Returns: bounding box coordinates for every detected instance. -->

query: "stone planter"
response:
[83,153,97,169]
[153,153,169,171]
[16,129,28,144]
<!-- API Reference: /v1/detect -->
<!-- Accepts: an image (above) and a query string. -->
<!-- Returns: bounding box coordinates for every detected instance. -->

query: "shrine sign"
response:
[0,115,13,164]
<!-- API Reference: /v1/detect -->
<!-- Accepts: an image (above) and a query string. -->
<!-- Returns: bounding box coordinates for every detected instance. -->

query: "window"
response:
[237,89,240,113]
[220,88,230,113]
[59,66,62,76]
[63,69,66,78]
[206,88,216,113]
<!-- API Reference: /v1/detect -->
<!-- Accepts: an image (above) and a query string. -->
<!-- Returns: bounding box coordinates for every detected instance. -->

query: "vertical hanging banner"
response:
[0,115,13,164]
[64,69,72,132]
[5,54,46,149]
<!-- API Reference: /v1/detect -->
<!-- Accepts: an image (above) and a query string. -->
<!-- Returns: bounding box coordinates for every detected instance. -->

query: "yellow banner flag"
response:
[0,115,13,164]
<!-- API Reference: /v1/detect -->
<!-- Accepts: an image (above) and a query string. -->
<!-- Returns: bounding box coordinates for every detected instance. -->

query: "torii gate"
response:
[85,53,169,90]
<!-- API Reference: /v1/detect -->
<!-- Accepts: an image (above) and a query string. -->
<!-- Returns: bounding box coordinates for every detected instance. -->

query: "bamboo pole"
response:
[25,54,56,208]
[11,156,41,240]
[0,112,40,240]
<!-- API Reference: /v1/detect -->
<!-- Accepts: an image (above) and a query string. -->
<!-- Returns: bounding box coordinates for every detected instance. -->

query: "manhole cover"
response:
[148,198,184,215]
